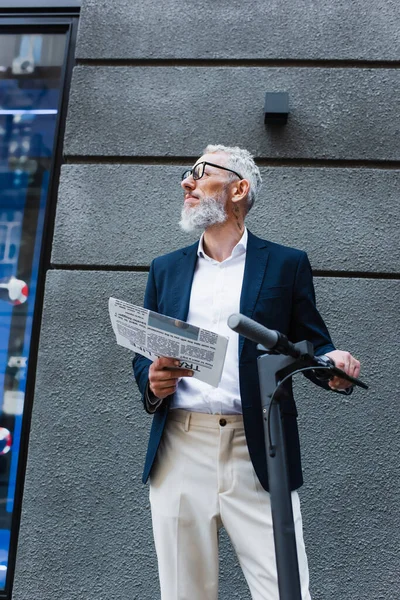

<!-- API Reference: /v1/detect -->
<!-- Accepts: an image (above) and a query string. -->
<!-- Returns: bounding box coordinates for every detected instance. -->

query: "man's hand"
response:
[149,357,194,400]
[324,350,361,390]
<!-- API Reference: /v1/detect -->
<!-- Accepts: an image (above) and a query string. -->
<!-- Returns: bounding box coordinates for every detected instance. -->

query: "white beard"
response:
[179,195,228,233]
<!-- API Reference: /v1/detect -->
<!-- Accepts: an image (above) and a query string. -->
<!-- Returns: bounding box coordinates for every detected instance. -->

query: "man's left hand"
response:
[324,350,361,390]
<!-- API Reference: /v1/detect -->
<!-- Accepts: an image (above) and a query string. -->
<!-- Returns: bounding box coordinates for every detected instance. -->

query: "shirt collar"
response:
[197,227,248,261]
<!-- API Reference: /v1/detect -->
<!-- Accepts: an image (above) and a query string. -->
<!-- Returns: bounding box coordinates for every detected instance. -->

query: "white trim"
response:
[0,109,58,115]
[0,1,81,8]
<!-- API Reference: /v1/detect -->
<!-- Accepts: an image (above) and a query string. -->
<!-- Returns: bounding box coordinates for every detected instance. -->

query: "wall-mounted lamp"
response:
[264,92,289,125]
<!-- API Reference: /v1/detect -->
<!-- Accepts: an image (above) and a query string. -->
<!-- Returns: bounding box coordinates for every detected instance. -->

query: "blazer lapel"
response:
[239,231,269,358]
[171,242,198,321]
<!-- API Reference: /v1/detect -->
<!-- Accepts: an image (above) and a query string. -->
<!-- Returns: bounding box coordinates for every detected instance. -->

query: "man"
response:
[133,145,360,600]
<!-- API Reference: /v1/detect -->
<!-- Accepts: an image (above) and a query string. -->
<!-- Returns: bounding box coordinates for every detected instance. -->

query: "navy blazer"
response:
[132,230,335,491]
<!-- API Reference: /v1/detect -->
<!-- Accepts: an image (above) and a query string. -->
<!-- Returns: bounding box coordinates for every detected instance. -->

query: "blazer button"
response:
[219,418,227,427]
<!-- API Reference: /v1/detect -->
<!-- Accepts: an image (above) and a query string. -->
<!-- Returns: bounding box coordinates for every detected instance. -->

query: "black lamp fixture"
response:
[264,92,289,125]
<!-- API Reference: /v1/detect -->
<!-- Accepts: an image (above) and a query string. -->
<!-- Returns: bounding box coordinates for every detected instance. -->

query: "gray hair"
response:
[203,144,262,212]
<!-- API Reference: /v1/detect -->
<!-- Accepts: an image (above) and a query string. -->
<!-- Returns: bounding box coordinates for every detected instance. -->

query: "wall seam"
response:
[47,265,400,279]
[63,156,400,170]
[75,58,400,68]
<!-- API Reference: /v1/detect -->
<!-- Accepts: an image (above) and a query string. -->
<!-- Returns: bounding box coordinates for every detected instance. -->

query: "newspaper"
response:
[109,297,228,387]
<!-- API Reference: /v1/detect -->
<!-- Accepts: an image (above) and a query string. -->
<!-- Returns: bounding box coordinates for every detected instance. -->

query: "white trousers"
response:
[149,409,311,600]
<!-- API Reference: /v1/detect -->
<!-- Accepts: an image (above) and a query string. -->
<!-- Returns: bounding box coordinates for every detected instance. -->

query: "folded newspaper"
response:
[109,297,228,387]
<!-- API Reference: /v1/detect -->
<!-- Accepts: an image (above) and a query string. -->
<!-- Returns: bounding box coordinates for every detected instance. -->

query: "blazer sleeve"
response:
[132,260,165,413]
[288,251,335,354]
[288,252,353,393]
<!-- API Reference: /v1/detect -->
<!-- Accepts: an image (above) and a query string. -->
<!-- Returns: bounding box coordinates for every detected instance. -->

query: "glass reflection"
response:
[0,31,66,589]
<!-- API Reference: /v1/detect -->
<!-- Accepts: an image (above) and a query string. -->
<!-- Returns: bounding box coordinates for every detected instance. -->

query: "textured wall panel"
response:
[76,0,400,61]
[13,272,400,600]
[13,272,155,600]
[64,66,400,160]
[53,164,400,272]
[296,277,400,600]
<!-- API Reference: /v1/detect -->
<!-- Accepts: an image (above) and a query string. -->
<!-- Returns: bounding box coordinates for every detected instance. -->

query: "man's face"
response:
[179,153,234,232]
[180,152,233,208]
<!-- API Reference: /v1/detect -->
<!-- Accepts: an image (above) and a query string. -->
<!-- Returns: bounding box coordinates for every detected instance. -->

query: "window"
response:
[0,8,78,596]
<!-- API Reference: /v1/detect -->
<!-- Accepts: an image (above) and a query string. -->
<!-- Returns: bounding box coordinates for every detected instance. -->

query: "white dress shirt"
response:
[171,228,248,415]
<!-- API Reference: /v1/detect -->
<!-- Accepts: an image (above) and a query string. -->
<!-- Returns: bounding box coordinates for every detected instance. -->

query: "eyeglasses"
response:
[181,161,243,182]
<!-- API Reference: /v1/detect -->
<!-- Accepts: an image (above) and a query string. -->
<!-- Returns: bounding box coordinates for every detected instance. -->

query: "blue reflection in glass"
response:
[0,31,66,589]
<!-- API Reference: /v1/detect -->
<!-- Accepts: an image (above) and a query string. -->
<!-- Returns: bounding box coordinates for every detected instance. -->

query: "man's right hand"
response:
[149,357,194,400]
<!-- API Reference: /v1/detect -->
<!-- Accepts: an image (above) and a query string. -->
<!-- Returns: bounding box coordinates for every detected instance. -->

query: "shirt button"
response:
[219,418,227,427]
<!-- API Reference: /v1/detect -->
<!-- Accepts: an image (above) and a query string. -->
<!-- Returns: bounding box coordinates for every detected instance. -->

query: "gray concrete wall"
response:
[13,1,400,599]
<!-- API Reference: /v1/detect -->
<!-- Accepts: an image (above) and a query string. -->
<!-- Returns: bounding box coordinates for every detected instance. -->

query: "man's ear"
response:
[231,179,250,204]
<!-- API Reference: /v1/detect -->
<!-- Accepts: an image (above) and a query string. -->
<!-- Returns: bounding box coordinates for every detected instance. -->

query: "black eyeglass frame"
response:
[181,161,243,182]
